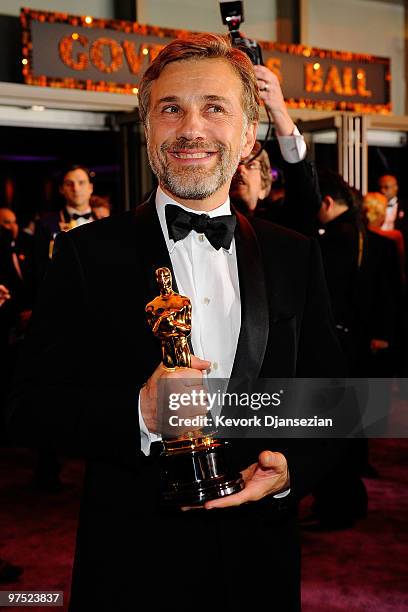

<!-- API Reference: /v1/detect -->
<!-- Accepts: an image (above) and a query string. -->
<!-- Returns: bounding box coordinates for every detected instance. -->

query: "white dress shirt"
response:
[157,191,241,379]
[381,196,398,231]
[139,189,240,448]
[137,131,306,498]
[277,125,307,163]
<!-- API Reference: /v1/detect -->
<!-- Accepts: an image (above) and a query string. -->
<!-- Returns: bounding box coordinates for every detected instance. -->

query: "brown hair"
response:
[138,33,260,126]
[248,142,272,194]
[60,164,93,185]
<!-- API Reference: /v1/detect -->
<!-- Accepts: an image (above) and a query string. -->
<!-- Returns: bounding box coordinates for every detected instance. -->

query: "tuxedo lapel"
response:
[229,211,269,384]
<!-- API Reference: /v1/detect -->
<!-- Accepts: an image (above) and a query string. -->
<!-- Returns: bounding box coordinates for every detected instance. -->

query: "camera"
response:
[219,0,264,65]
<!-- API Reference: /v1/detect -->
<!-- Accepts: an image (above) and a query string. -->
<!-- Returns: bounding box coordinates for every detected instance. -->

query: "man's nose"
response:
[176,109,206,140]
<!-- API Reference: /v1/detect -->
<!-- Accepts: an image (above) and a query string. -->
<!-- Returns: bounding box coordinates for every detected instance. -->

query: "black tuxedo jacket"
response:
[33,208,96,288]
[8,193,346,611]
[394,198,408,230]
[33,208,71,287]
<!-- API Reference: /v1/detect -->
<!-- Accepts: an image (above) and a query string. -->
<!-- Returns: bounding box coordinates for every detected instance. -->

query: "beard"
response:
[146,131,247,201]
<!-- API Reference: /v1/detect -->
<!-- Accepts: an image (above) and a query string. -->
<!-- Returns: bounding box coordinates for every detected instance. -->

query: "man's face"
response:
[378,175,398,201]
[230,158,266,212]
[0,208,18,240]
[60,169,93,209]
[145,58,257,204]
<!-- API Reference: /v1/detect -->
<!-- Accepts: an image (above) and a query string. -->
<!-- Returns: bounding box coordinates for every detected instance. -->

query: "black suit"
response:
[33,208,71,287]
[394,197,408,231]
[8,193,346,611]
[34,208,96,287]
[389,198,408,283]
[366,230,404,374]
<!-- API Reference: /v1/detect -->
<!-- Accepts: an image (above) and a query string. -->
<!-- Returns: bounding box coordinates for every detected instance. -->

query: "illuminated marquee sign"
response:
[21,8,391,113]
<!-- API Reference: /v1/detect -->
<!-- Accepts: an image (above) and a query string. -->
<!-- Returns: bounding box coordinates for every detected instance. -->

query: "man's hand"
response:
[140,355,211,434]
[253,65,295,137]
[0,285,11,307]
[204,451,289,509]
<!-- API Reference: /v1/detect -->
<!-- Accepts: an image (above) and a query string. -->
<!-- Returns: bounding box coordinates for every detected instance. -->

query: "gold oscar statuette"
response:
[145,267,244,505]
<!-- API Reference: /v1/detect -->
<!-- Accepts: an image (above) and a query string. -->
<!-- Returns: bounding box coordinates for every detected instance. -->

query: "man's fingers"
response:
[259,450,277,468]
[253,64,269,76]
[181,504,205,511]
[258,450,285,470]
[253,65,279,82]
[190,355,211,370]
[204,488,253,509]
[203,452,289,509]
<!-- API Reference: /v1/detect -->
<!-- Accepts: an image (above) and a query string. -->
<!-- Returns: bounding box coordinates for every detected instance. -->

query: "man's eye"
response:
[207,105,224,113]
[163,106,179,113]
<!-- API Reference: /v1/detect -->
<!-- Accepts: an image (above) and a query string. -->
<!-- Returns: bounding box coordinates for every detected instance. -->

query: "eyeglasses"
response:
[239,161,262,171]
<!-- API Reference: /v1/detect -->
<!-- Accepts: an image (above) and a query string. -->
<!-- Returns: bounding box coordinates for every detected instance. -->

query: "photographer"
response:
[230,66,321,224]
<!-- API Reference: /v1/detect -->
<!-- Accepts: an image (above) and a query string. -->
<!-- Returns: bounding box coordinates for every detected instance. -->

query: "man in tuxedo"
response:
[33,165,95,283]
[0,216,34,368]
[378,174,408,235]
[8,34,346,611]
[0,248,24,582]
[377,174,408,385]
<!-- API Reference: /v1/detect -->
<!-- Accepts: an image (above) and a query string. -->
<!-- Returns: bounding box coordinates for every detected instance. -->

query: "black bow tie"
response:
[72,212,92,220]
[165,204,236,251]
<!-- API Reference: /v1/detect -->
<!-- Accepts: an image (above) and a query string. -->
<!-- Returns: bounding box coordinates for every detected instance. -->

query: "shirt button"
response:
[212,362,218,371]
[198,234,205,242]
[203,297,210,305]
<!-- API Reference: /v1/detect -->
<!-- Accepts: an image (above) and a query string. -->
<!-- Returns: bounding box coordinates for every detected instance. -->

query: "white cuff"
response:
[276,126,307,163]
[273,487,291,499]
[138,391,162,456]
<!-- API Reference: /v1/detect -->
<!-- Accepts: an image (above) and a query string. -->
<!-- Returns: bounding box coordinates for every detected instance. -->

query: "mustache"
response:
[231,172,246,186]
[160,139,226,153]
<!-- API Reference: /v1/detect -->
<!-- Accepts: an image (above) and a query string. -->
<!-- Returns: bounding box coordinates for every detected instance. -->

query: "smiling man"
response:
[8,34,345,611]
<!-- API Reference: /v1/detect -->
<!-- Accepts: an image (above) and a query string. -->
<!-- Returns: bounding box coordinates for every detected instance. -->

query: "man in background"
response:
[230,141,272,215]
[0,209,33,352]
[378,174,407,236]
[230,66,321,227]
[34,165,95,283]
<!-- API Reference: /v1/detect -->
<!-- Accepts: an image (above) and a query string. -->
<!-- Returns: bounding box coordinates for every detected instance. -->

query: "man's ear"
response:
[241,121,258,159]
[318,195,334,223]
[322,195,334,211]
